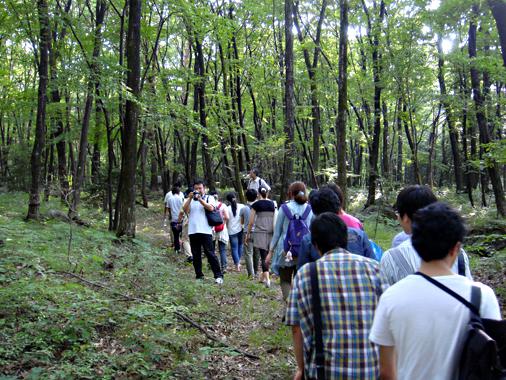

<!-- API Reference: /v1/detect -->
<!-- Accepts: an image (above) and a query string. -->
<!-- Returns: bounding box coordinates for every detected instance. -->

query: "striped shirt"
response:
[380,238,473,286]
[286,248,388,379]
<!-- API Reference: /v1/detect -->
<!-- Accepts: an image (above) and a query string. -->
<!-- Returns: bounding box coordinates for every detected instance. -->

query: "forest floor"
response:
[0,190,504,379]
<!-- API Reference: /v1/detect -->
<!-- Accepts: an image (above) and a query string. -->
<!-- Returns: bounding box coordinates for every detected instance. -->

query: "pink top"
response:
[339,212,363,230]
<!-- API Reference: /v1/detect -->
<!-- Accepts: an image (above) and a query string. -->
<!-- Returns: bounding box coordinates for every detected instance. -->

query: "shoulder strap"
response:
[415,272,480,315]
[281,203,293,220]
[301,204,312,220]
[471,285,481,313]
[310,262,326,380]
[458,253,465,276]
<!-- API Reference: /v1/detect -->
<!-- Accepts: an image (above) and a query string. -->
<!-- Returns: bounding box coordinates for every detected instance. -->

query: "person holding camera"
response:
[183,179,224,284]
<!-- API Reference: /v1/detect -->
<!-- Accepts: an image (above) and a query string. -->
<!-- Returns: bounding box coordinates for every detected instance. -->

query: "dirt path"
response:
[134,203,294,379]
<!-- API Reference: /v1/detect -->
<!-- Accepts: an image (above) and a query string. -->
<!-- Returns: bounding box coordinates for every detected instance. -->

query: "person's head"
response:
[288,181,308,204]
[226,192,238,216]
[258,186,268,199]
[411,202,466,263]
[184,187,193,198]
[311,212,348,255]
[245,189,258,203]
[324,183,344,211]
[249,168,259,180]
[171,183,181,194]
[309,188,341,216]
[193,179,206,195]
[395,185,437,233]
[208,190,218,201]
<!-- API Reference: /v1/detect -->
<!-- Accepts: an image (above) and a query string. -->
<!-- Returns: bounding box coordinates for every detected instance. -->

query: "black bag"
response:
[310,262,326,380]
[204,196,224,227]
[416,272,506,380]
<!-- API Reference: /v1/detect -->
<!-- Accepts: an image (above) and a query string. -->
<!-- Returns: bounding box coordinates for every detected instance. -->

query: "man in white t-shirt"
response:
[164,183,185,253]
[247,168,271,193]
[183,179,224,284]
[370,203,501,380]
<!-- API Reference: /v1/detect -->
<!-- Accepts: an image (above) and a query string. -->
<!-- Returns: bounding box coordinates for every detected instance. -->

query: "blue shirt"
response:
[297,227,376,271]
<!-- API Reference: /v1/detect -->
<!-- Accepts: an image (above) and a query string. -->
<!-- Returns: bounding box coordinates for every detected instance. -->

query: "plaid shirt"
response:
[286,248,388,379]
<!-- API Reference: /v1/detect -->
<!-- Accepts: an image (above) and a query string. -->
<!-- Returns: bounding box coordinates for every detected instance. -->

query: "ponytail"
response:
[259,187,268,199]
[226,192,238,216]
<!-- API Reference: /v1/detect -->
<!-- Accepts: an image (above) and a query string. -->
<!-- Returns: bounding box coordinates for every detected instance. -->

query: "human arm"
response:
[222,206,229,223]
[199,195,215,211]
[379,345,396,380]
[183,194,193,214]
[266,207,286,265]
[245,209,257,244]
[292,325,304,380]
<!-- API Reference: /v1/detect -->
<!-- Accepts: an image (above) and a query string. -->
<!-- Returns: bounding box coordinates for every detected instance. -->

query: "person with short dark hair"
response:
[370,203,500,380]
[183,179,224,284]
[246,186,275,287]
[164,183,184,253]
[325,182,364,230]
[241,189,259,278]
[297,188,375,270]
[247,168,271,193]
[380,185,472,285]
[286,212,387,379]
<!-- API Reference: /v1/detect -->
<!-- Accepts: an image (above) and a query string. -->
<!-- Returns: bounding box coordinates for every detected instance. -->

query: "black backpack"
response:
[416,272,506,380]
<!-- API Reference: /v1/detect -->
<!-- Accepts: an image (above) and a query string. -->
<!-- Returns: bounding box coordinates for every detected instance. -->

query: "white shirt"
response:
[226,203,244,235]
[380,238,473,285]
[370,274,501,380]
[247,177,271,192]
[188,195,216,235]
[164,191,173,206]
[166,192,184,222]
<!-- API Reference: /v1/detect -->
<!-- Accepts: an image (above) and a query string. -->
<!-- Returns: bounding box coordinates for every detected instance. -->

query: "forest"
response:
[0,0,505,378]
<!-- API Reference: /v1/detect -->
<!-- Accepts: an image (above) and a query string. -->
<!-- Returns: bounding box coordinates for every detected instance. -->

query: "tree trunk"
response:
[69,0,107,219]
[116,0,141,237]
[488,0,506,66]
[281,0,295,200]
[437,35,464,192]
[336,0,348,206]
[469,5,506,216]
[381,100,389,180]
[27,0,50,220]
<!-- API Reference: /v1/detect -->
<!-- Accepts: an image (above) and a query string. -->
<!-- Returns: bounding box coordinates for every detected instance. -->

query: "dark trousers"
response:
[259,248,269,272]
[189,233,223,279]
[170,222,181,251]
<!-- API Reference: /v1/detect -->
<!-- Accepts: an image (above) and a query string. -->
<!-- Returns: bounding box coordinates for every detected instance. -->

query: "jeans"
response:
[229,231,243,265]
[213,240,228,271]
[170,222,181,251]
[189,233,222,279]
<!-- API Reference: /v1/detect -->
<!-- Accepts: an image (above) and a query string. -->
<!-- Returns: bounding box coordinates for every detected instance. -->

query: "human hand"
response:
[266,251,273,266]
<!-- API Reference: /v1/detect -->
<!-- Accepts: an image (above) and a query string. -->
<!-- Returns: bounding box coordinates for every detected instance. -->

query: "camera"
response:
[193,192,200,201]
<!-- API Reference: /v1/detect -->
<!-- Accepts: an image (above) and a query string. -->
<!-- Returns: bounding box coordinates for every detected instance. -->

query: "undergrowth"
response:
[0,189,504,379]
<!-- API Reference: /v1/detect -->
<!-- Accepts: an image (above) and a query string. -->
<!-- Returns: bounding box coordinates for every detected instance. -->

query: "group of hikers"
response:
[163,169,503,380]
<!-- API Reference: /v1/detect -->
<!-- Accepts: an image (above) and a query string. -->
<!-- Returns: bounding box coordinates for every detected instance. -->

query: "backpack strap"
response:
[415,272,480,315]
[471,286,481,315]
[458,252,465,276]
[310,262,326,380]
[301,204,311,220]
[281,203,294,220]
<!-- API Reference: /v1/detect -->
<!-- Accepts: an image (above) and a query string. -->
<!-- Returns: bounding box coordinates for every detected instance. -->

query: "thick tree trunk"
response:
[469,5,506,216]
[27,0,50,220]
[116,0,141,237]
[336,0,348,206]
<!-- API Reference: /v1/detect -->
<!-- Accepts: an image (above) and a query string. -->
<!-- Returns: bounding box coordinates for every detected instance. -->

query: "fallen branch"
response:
[54,271,260,360]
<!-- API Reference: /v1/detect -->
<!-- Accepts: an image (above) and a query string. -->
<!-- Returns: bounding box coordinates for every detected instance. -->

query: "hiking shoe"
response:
[265,279,271,288]
[215,277,224,285]
[186,257,193,263]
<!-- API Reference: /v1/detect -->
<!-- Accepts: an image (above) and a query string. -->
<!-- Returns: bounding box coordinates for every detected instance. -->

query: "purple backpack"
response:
[281,203,312,257]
